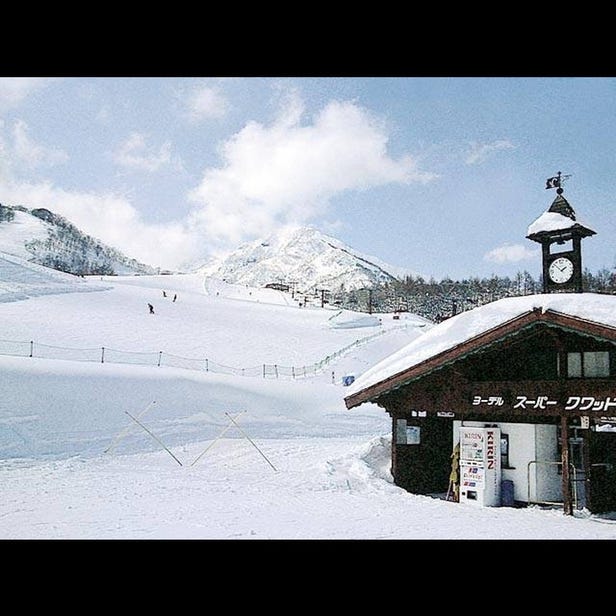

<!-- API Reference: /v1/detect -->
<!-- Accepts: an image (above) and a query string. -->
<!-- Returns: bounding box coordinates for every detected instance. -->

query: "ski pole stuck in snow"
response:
[190,410,246,467]
[225,411,277,472]
[104,400,156,454]
[124,410,183,466]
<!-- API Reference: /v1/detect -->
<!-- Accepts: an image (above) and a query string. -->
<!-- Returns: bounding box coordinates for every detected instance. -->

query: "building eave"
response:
[344,308,616,410]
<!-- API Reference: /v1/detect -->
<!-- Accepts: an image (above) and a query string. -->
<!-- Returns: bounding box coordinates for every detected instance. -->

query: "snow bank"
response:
[328,310,382,329]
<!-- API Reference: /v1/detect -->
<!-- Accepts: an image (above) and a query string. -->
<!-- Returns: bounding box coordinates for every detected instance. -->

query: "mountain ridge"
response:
[0,203,157,276]
[0,203,414,291]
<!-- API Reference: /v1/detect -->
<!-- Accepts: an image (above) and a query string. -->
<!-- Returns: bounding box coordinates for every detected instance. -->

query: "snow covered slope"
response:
[2,269,616,539]
[0,270,426,460]
[198,225,413,293]
[0,204,156,275]
[0,250,108,303]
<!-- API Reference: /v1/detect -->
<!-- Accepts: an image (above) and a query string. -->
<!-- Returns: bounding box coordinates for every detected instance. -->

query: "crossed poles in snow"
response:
[105,402,277,471]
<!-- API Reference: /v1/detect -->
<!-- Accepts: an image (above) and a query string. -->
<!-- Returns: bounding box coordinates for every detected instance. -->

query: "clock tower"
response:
[526,172,596,293]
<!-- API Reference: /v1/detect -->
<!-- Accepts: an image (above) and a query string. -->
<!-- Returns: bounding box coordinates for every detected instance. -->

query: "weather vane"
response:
[545,171,572,195]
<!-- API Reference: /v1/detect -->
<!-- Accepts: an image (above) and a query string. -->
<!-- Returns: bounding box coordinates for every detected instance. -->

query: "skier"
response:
[148,303,155,314]
[173,294,177,302]
[163,291,167,298]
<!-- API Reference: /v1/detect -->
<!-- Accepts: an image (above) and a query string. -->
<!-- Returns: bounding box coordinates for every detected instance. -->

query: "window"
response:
[584,351,610,377]
[567,353,582,377]
[500,433,513,469]
[567,351,610,378]
[395,419,407,444]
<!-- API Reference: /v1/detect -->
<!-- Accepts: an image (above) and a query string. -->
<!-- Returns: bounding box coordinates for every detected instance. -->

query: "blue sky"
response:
[0,76,613,279]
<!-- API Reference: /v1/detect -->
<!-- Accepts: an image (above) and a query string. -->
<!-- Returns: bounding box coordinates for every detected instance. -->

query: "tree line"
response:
[329,269,616,323]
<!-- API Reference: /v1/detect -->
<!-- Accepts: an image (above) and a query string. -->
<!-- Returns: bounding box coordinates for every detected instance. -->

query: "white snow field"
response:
[1,263,616,539]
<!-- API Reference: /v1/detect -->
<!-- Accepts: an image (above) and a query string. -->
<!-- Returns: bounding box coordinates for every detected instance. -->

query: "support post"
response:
[391,415,398,482]
[561,415,573,515]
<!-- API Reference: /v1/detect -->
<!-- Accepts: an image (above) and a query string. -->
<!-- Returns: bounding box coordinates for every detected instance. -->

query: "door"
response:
[393,415,453,495]
[587,430,616,513]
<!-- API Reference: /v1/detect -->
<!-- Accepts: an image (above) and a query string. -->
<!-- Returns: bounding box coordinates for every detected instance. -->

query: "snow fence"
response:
[0,325,410,380]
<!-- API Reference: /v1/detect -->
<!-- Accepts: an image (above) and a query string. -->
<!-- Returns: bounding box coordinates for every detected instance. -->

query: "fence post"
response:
[30,340,33,358]
[101,347,105,363]
[205,358,209,372]
[158,351,162,367]
[292,366,295,379]
[275,364,278,378]
[263,364,266,378]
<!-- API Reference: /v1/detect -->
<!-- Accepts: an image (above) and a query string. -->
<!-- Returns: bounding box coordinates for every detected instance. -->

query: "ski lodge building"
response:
[344,178,616,515]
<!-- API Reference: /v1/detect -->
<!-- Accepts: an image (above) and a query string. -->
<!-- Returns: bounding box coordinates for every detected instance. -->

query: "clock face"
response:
[548,256,574,284]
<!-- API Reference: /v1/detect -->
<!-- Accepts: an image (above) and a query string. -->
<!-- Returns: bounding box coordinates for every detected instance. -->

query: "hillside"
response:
[0,203,157,276]
[0,250,109,303]
[0,268,428,459]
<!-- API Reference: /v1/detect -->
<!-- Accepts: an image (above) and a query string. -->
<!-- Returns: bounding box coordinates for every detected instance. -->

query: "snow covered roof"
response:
[527,194,596,240]
[344,293,616,408]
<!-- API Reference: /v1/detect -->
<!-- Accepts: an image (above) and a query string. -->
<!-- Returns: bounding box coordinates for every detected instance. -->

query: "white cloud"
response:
[113,132,175,173]
[12,120,68,168]
[0,124,195,269]
[0,119,67,180]
[465,139,516,165]
[188,95,436,252]
[0,120,10,182]
[484,243,540,264]
[186,85,228,122]
[0,178,200,269]
[0,78,56,112]
[0,93,436,272]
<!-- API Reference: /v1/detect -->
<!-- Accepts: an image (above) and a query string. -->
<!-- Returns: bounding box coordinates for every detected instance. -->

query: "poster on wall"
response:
[406,426,421,444]
[395,420,421,445]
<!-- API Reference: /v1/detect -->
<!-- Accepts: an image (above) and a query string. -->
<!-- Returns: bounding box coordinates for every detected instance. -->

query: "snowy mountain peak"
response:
[198,225,412,293]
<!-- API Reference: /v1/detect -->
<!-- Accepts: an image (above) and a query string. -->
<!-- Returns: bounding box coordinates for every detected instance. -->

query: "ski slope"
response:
[2,268,616,539]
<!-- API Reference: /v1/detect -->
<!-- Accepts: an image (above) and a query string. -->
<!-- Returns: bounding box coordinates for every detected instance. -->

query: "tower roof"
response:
[526,192,596,242]
[548,193,576,219]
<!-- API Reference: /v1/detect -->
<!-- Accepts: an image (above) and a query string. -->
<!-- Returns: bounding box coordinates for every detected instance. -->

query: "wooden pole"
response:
[391,416,398,482]
[125,410,183,466]
[190,411,246,467]
[582,421,592,512]
[561,415,573,515]
[105,400,156,454]
[225,412,277,472]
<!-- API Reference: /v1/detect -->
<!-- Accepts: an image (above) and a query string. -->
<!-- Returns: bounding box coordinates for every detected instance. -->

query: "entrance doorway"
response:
[393,416,453,494]
[588,430,616,513]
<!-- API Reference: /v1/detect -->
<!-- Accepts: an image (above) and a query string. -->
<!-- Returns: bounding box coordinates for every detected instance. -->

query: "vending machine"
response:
[458,426,501,506]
